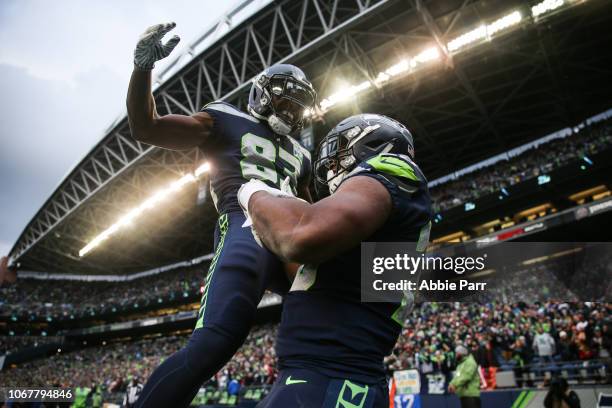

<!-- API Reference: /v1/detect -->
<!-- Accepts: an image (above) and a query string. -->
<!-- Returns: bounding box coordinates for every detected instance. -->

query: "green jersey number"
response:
[240,133,304,189]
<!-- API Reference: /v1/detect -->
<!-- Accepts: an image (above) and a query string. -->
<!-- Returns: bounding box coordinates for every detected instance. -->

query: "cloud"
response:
[0,0,227,253]
[0,0,225,83]
[0,240,11,257]
[0,63,126,246]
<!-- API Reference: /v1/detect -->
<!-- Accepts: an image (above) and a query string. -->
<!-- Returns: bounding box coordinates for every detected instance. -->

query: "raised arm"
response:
[127,23,212,150]
[247,176,391,264]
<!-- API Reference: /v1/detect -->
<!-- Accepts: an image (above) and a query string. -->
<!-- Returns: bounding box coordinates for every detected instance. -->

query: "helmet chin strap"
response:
[268,114,292,136]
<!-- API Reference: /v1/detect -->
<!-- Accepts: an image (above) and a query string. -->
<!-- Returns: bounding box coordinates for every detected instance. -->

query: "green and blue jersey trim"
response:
[511,390,536,408]
[366,154,419,182]
[195,213,229,330]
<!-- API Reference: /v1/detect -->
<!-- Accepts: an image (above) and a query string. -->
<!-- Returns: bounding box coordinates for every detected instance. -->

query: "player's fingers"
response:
[162,35,180,54]
[280,176,292,194]
[156,22,177,39]
[142,23,166,38]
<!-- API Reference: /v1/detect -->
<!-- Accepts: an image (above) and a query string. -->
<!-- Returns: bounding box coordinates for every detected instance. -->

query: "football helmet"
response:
[248,64,316,136]
[314,114,415,196]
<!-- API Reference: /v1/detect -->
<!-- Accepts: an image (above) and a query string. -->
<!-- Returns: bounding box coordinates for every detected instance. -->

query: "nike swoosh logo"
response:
[285,376,308,385]
[380,157,404,167]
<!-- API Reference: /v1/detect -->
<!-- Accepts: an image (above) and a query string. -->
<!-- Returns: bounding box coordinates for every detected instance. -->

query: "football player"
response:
[126,23,316,407]
[239,114,433,407]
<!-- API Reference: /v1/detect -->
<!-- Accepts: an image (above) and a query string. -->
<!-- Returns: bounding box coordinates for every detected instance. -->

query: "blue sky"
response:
[0,0,229,256]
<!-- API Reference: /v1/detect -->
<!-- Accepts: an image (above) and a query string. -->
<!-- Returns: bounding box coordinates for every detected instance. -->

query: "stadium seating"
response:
[1,302,609,403]
[430,117,612,212]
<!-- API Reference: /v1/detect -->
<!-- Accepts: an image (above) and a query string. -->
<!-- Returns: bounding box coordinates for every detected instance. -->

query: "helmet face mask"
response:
[314,114,415,197]
[315,132,356,195]
[248,65,316,136]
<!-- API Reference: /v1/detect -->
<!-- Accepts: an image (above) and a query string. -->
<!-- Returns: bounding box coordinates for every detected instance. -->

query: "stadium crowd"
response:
[0,335,62,355]
[0,265,206,321]
[1,302,609,393]
[0,324,278,392]
[430,116,612,211]
[385,302,611,376]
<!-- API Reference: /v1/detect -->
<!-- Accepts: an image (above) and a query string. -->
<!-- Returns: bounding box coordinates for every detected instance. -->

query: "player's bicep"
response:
[318,176,391,243]
[139,111,213,150]
[294,176,391,262]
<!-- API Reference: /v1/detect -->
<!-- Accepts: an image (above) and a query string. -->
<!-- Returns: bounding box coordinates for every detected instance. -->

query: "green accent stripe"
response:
[367,154,419,181]
[511,391,526,408]
[519,391,536,408]
[511,390,535,408]
[195,214,229,330]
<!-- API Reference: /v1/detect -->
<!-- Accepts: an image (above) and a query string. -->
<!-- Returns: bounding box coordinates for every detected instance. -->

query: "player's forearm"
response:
[249,193,321,264]
[126,68,158,141]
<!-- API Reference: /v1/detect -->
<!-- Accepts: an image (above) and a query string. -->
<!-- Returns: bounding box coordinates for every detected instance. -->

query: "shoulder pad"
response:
[366,153,420,182]
[202,101,259,123]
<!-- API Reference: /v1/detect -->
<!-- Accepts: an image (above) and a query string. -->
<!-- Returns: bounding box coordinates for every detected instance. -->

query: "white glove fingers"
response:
[155,22,177,40]
[162,35,181,55]
[280,176,294,195]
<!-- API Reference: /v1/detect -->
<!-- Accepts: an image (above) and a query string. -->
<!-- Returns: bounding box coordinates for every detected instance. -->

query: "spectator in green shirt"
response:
[449,345,481,408]
[91,384,103,408]
[71,385,91,408]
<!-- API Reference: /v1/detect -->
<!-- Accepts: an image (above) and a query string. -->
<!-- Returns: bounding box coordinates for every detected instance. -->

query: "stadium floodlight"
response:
[320,46,442,110]
[319,10,522,112]
[447,25,487,52]
[487,11,523,35]
[302,108,314,118]
[320,80,372,110]
[194,162,211,177]
[447,11,522,53]
[532,0,565,17]
[79,162,211,257]
[412,47,441,65]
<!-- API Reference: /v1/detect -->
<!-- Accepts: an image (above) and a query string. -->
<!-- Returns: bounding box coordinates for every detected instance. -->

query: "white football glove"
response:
[134,22,180,71]
[237,177,303,246]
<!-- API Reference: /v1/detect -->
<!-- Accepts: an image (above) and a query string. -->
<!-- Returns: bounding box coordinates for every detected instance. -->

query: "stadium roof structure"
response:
[9,0,612,275]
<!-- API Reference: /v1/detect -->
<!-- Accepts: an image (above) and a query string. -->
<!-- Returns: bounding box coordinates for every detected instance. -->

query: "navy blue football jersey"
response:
[201,102,311,213]
[275,152,433,383]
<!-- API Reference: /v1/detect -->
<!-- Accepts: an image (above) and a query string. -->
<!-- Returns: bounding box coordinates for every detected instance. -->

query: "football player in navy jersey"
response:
[126,23,316,407]
[239,114,433,407]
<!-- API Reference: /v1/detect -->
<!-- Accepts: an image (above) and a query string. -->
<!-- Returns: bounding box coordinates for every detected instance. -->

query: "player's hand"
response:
[238,177,303,246]
[238,177,298,225]
[238,179,281,247]
[448,384,456,394]
[280,175,295,196]
[134,22,180,71]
